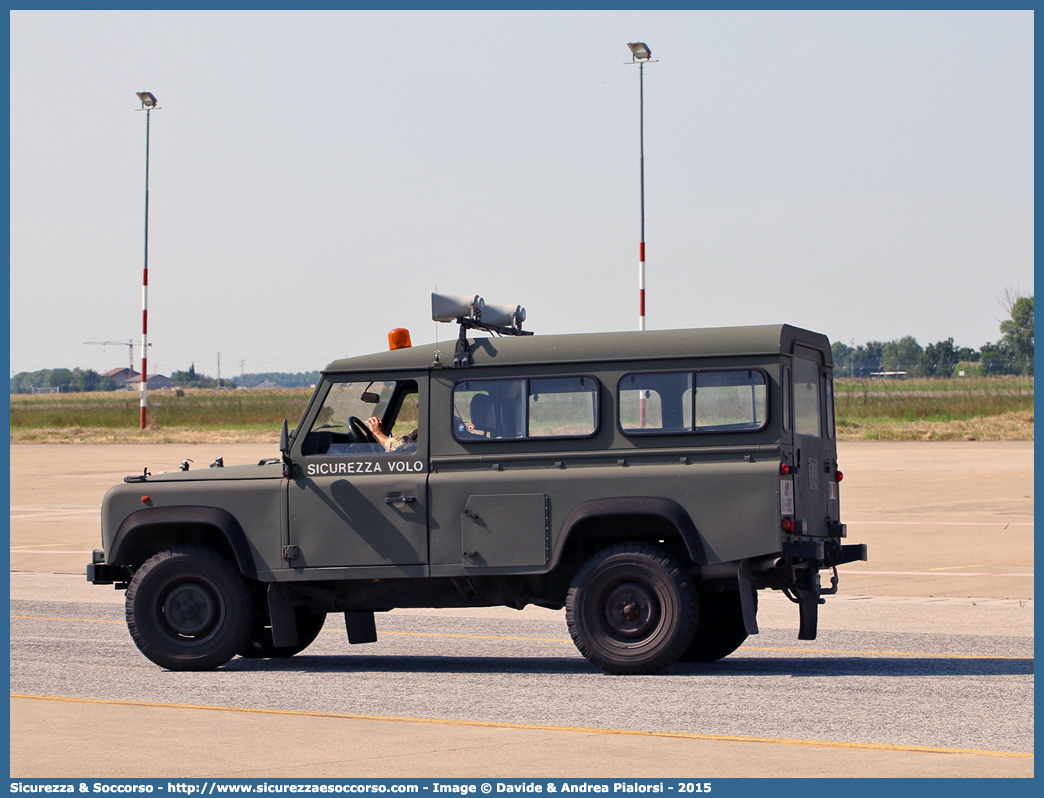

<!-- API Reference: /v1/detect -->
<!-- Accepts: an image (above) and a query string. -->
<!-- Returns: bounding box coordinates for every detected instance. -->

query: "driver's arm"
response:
[366,417,418,452]
[365,416,394,450]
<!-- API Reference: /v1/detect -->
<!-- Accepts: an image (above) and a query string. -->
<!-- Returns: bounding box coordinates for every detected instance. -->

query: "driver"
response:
[366,416,418,453]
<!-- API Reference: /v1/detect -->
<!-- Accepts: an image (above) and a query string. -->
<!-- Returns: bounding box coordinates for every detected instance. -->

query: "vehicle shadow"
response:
[220,653,1033,677]
[223,654,593,675]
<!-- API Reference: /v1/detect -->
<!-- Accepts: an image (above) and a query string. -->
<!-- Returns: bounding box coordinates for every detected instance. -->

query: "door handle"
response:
[384,496,416,504]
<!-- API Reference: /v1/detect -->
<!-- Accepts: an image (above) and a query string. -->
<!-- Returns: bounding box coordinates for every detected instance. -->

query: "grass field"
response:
[833,377,1033,440]
[9,389,312,443]
[9,378,1034,443]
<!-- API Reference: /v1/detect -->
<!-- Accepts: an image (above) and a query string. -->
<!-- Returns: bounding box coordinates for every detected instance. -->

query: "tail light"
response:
[836,470,844,482]
[781,517,794,533]
[780,463,790,475]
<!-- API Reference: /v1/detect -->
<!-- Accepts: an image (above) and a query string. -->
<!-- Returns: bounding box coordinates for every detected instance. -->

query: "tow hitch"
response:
[779,542,868,640]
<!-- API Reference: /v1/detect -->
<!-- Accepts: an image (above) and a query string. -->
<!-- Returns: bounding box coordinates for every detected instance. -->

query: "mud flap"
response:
[797,592,820,641]
[268,583,300,648]
[345,611,377,644]
[737,560,759,635]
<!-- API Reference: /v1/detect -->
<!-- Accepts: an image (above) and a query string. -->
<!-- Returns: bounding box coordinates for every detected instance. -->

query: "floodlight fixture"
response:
[627,42,652,61]
[136,91,158,109]
[431,292,532,368]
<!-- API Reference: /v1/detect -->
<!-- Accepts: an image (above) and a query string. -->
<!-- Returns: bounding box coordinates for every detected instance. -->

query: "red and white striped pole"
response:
[627,44,655,428]
[626,43,655,331]
[136,92,159,430]
[638,57,646,333]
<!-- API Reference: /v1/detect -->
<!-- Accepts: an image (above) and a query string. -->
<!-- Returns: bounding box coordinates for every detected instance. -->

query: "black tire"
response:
[678,589,755,663]
[238,608,328,659]
[125,545,253,671]
[566,543,697,675]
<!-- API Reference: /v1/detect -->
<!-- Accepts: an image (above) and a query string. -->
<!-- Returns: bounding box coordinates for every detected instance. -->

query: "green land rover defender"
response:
[88,295,866,675]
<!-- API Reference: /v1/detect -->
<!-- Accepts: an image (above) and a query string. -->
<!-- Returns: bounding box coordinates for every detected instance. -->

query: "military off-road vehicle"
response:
[88,294,866,675]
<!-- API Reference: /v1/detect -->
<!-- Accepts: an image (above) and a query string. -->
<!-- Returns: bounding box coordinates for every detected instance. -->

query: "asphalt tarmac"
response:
[8,441,1034,778]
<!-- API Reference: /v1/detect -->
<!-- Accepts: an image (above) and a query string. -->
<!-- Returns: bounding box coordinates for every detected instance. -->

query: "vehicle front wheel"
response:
[238,608,328,659]
[125,545,253,671]
[566,543,697,675]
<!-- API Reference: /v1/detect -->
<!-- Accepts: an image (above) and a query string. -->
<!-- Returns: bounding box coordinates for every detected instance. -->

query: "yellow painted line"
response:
[13,616,1029,660]
[10,542,86,550]
[376,630,571,643]
[11,694,1031,760]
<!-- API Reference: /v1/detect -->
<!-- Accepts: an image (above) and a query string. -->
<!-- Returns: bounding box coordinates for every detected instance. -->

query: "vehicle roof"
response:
[323,324,833,374]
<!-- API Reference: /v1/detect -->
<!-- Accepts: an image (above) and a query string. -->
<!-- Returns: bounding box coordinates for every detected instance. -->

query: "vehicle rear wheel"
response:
[125,545,253,671]
[566,543,697,675]
[238,608,328,658]
[678,589,755,662]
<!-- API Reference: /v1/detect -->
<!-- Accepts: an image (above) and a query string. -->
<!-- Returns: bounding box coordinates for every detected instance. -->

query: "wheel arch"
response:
[110,506,258,579]
[551,497,708,570]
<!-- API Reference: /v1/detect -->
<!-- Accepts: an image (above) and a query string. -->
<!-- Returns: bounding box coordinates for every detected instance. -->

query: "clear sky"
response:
[9,9,1034,378]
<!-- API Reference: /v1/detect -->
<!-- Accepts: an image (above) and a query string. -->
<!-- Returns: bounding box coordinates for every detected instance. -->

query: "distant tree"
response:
[10,372,31,394]
[849,341,884,377]
[172,363,200,387]
[880,336,923,373]
[999,291,1033,375]
[47,368,74,391]
[979,341,1012,375]
[920,339,960,378]
[831,342,853,376]
[70,368,101,392]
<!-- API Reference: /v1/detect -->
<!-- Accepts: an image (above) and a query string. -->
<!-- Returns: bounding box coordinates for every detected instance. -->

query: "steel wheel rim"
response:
[157,577,223,641]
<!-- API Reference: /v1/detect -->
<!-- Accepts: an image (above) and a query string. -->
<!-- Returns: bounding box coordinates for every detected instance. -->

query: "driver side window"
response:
[303,380,419,456]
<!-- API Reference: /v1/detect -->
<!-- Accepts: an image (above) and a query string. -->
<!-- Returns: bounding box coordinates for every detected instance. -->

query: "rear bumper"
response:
[781,541,867,566]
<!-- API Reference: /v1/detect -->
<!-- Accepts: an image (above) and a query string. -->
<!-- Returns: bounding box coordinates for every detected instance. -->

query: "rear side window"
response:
[793,358,822,437]
[619,372,692,433]
[619,370,768,434]
[825,377,836,440]
[695,370,767,430]
[453,376,598,441]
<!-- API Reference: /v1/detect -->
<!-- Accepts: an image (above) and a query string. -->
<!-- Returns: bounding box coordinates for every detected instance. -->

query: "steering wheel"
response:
[347,416,378,445]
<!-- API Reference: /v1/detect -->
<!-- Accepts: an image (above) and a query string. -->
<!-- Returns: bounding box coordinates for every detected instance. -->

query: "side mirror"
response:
[280,419,292,475]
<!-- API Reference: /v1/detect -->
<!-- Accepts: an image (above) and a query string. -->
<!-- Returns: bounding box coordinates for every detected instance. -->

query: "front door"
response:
[288,374,428,568]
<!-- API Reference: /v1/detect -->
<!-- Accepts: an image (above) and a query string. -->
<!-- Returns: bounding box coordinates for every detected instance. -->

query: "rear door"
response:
[791,347,839,537]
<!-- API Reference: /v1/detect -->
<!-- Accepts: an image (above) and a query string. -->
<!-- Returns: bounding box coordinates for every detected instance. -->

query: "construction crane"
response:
[84,340,150,373]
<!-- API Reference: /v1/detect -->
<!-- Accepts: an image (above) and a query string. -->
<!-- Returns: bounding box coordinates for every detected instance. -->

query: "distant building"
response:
[102,367,140,389]
[251,380,284,389]
[120,373,176,390]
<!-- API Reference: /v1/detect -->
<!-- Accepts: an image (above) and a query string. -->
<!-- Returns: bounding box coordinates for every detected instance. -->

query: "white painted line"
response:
[841,569,1033,578]
[10,509,99,519]
[10,550,92,555]
[844,520,1033,527]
